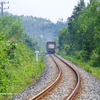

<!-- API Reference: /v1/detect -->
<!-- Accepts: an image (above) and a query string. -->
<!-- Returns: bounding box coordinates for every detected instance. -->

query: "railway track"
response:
[29,54,80,100]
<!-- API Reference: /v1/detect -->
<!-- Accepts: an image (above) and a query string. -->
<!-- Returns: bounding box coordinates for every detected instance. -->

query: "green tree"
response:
[58,0,100,66]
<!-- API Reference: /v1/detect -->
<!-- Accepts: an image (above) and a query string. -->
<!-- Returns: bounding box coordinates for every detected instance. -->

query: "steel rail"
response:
[54,54,80,100]
[29,54,62,100]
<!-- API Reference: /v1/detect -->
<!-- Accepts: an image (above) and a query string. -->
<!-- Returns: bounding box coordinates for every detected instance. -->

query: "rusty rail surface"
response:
[54,54,80,100]
[29,54,62,100]
[29,54,80,100]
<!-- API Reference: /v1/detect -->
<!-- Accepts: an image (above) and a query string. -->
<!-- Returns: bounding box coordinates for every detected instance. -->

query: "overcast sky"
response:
[1,0,90,23]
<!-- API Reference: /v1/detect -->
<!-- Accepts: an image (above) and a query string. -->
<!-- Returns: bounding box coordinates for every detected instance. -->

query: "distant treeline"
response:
[19,15,67,52]
[0,12,67,52]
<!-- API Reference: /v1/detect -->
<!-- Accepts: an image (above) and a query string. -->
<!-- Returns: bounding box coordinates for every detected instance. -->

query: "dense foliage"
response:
[0,14,45,99]
[58,0,100,67]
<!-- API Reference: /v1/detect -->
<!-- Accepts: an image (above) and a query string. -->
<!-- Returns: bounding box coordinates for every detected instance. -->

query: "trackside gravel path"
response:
[10,54,100,100]
[10,55,58,100]
[55,54,100,100]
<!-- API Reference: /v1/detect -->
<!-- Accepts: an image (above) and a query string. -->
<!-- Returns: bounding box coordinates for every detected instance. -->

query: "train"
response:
[46,41,56,54]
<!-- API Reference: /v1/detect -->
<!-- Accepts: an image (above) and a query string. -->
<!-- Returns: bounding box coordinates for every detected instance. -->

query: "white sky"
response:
[1,0,90,23]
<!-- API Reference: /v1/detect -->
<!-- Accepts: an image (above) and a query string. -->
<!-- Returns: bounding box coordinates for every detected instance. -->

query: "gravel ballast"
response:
[10,54,100,100]
[41,54,77,100]
[55,54,100,100]
[10,55,58,100]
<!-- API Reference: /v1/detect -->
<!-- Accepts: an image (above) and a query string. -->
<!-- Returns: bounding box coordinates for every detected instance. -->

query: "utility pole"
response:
[0,1,9,16]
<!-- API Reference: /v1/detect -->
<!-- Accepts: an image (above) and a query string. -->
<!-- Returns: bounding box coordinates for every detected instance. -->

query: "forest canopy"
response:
[58,0,100,67]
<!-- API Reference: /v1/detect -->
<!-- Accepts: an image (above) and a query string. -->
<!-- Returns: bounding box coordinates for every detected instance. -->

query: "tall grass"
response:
[57,51,100,79]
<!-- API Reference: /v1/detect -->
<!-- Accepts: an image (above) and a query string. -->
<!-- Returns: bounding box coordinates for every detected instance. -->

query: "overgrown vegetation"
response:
[57,0,100,78]
[0,14,45,99]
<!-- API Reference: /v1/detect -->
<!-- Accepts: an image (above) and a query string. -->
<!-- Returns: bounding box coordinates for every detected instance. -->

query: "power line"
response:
[0,1,9,16]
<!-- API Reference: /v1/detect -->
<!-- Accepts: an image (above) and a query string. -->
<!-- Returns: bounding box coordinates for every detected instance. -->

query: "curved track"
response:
[54,54,80,100]
[29,54,80,100]
[29,55,62,100]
